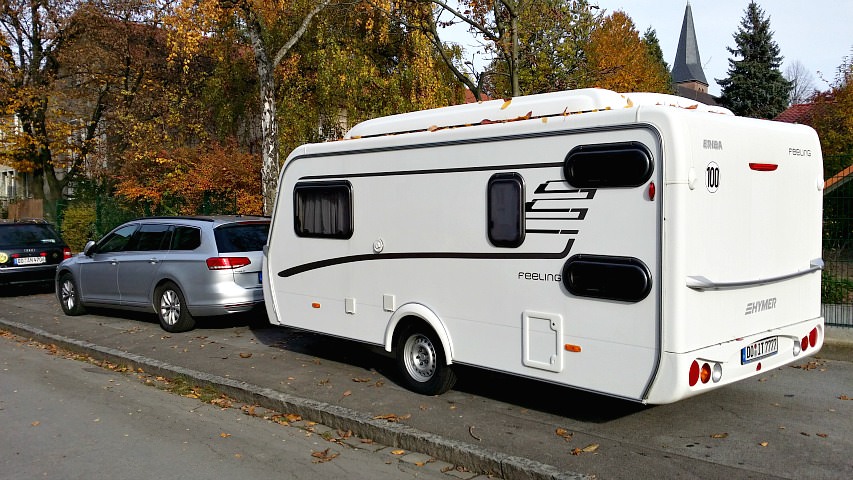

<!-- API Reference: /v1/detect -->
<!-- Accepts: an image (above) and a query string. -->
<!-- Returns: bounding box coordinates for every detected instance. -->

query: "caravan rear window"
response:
[488,173,525,248]
[294,181,353,239]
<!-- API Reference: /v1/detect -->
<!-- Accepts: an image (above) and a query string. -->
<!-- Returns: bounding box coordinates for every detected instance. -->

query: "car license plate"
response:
[741,337,778,364]
[14,256,46,266]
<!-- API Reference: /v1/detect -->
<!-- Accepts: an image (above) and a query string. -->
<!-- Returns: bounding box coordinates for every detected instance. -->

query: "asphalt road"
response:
[1,287,851,480]
[0,330,458,480]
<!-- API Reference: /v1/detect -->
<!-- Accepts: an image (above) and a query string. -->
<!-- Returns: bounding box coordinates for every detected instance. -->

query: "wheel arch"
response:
[383,303,454,365]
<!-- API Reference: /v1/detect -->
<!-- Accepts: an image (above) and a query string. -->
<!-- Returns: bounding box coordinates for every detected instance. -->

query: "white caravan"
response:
[262,89,824,404]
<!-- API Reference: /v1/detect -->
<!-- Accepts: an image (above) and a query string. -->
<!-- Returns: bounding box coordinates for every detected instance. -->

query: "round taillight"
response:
[712,363,723,383]
[689,360,700,386]
[809,328,818,348]
[801,336,809,352]
[700,363,712,384]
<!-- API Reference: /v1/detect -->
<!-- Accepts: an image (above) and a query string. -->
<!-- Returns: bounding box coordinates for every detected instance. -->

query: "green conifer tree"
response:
[717,1,791,118]
[642,27,674,94]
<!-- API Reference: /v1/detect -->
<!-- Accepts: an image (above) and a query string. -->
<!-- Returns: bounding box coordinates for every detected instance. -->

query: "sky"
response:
[443,1,852,97]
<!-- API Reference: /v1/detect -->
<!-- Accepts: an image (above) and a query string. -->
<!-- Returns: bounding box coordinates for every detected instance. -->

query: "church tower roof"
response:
[672,2,708,86]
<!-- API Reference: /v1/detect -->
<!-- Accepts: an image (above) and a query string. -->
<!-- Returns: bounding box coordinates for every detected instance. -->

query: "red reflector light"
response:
[63,247,72,259]
[689,360,700,386]
[40,252,48,257]
[206,257,251,270]
[801,336,809,352]
[648,182,656,201]
[749,163,778,171]
[809,328,818,348]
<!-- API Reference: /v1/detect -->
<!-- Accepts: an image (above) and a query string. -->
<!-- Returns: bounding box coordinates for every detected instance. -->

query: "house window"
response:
[294,181,353,239]
[488,173,525,248]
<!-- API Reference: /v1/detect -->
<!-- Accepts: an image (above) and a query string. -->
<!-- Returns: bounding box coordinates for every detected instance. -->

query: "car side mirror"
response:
[83,240,96,256]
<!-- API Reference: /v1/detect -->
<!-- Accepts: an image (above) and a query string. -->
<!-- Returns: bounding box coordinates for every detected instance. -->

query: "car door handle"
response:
[149,258,159,264]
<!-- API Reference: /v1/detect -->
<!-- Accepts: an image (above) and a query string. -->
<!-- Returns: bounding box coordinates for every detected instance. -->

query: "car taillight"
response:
[63,247,72,259]
[206,257,251,270]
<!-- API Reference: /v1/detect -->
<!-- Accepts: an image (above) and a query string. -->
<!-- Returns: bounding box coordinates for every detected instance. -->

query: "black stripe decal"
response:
[299,162,562,180]
[278,240,574,278]
[526,229,579,235]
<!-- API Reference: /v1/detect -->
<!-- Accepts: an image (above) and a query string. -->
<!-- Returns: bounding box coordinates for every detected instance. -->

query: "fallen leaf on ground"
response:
[311,448,339,463]
[31,421,40,427]
[352,377,371,383]
[817,433,829,438]
[555,428,573,441]
[220,432,231,438]
[759,441,769,447]
[373,413,410,422]
[391,449,405,455]
[710,433,729,439]
[239,352,252,359]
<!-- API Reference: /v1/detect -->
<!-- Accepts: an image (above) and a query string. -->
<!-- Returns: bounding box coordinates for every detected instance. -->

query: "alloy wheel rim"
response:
[160,290,180,326]
[404,334,436,382]
[61,280,75,310]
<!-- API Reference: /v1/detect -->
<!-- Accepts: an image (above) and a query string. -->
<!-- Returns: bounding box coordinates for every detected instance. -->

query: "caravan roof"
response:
[344,89,733,139]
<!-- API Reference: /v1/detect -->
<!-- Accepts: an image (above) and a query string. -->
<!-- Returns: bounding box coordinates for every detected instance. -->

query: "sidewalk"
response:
[1,291,850,480]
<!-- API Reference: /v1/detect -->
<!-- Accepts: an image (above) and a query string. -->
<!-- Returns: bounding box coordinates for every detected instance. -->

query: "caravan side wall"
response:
[263,97,823,404]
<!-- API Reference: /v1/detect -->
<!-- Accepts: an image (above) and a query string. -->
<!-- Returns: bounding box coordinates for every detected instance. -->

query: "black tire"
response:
[155,281,195,333]
[58,273,86,316]
[395,324,456,395]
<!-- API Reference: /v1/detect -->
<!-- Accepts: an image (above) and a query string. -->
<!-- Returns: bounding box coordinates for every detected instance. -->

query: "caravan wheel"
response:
[396,325,456,395]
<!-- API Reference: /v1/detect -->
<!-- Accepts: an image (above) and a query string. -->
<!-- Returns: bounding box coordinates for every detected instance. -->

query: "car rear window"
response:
[214,223,270,253]
[0,224,62,247]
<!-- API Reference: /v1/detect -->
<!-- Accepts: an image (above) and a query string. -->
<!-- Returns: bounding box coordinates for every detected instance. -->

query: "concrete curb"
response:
[0,319,589,480]
[820,326,853,362]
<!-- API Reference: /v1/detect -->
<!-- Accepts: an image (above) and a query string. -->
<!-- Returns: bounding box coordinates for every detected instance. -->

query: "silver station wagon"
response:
[56,216,269,332]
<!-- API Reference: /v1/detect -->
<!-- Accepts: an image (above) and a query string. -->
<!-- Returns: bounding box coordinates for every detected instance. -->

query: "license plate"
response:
[14,256,46,266]
[741,337,779,364]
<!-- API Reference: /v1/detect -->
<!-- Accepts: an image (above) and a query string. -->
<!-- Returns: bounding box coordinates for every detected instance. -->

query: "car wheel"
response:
[155,281,195,333]
[395,324,456,395]
[58,273,86,316]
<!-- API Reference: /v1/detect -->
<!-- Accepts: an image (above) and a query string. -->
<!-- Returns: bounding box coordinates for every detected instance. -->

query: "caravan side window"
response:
[488,173,525,248]
[564,142,653,188]
[294,181,353,239]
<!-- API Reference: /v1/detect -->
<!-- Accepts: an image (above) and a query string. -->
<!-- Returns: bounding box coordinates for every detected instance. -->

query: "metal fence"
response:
[823,167,853,327]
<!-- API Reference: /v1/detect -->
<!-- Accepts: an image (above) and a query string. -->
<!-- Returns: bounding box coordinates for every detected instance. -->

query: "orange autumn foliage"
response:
[115,140,263,215]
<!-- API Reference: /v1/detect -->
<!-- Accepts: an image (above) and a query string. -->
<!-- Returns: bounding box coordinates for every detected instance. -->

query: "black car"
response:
[0,219,71,286]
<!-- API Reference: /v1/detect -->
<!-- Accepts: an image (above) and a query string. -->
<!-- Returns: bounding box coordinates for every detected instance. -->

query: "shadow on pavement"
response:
[250,322,648,423]
[0,282,55,297]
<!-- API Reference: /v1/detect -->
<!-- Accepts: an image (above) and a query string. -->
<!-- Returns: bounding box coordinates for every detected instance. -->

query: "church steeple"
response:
[672,2,708,93]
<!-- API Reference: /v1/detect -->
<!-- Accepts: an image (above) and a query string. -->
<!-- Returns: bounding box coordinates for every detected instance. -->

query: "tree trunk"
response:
[244,16,280,216]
